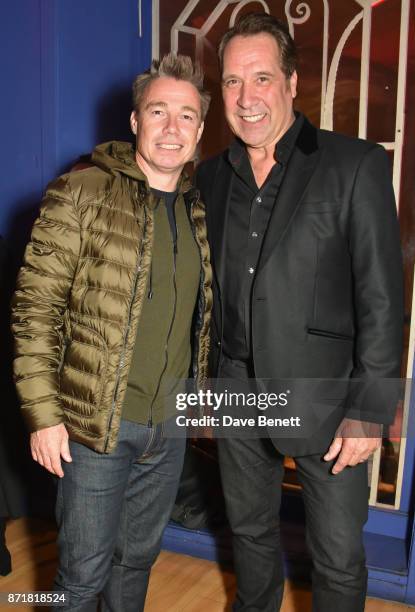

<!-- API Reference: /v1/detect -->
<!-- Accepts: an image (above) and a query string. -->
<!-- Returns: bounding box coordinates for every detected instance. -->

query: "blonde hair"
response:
[132,53,211,120]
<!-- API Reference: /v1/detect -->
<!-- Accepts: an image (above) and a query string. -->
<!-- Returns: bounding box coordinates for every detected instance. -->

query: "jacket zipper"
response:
[188,195,205,385]
[58,337,69,374]
[104,205,148,451]
[58,310,71,373]
[148,234,178,427]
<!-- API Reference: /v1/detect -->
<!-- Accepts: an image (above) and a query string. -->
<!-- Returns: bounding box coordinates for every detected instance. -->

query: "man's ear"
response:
[196,121,204,143]
[130,110,138,135]
[290,71,298,99]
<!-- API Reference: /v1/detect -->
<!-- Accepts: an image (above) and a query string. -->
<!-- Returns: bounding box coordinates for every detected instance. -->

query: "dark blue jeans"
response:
[52,419,185,611]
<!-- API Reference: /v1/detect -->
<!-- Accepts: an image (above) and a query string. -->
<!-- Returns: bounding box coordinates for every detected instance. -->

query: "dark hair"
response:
[218,12,298,79]
[132,52,211,120]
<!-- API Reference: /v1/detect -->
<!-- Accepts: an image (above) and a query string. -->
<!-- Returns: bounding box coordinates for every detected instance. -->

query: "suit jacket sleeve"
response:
[346,144,404,424]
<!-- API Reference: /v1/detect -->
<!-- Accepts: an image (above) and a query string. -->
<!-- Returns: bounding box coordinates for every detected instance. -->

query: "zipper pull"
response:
[147,261,153,299]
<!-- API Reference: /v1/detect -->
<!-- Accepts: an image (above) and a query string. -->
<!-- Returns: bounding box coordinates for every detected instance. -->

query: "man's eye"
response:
[152,109,164,116]
[257,76,270,84]
[224,79,239,88]
[182,114,194,121]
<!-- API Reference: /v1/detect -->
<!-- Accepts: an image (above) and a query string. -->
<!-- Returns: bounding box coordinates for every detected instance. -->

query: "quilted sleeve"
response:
[11,175,81,432]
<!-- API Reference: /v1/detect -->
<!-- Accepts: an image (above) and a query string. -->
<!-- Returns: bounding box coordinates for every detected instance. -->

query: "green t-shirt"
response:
[122,190,200,425]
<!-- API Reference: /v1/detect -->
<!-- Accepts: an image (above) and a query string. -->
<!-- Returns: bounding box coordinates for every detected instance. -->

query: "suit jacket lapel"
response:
[257,120,321,273]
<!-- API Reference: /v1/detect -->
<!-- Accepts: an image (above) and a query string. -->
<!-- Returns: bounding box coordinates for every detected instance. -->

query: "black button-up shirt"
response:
[222,113,304,360]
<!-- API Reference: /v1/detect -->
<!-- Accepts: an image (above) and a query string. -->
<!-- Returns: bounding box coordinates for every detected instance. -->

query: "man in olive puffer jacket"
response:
[11,54,212,611]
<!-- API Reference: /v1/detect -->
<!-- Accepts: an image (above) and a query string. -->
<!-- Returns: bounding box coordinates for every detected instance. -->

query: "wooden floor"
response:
[0,518,413,611]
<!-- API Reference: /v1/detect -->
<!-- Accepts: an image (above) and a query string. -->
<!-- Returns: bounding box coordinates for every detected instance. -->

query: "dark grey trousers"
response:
[218,355,368,612]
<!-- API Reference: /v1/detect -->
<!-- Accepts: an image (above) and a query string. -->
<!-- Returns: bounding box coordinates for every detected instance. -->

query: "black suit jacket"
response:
[196,117,404,456]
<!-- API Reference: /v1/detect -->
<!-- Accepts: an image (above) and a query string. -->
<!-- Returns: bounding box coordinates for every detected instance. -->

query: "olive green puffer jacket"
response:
[11,141,212,453]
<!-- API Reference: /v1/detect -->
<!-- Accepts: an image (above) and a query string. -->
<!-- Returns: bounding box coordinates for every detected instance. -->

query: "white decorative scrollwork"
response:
[321,11,363,131]
[284,1,311,37]
[229,0,270,27]
[320,1,329,126]
[155,0,410,206]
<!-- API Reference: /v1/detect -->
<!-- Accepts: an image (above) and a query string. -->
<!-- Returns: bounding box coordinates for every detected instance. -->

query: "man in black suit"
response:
[195,13,403,612]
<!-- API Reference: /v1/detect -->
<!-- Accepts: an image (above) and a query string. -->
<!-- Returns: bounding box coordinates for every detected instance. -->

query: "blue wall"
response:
[0,0,152,519]
[0,0,152,243]
[0,2,45,241]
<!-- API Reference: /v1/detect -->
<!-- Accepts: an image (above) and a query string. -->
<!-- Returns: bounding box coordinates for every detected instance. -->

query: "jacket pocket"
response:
[59,322,109,414]
[307,328,353,342]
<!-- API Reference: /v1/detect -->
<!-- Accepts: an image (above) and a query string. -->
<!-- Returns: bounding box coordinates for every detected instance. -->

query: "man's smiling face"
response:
[130,76,204,183]
[221,33,297,151]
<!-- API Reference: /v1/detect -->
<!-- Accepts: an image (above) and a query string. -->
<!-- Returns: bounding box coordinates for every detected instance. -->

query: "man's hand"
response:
[323,418,382,475]
[30,423,72,478]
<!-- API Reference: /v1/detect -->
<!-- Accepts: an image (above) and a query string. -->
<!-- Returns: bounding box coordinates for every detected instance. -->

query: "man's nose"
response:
[237,83,257,109]
[163,115,179,133]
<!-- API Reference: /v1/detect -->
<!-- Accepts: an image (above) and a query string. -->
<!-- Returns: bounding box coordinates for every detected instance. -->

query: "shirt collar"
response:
[228,111,304,169]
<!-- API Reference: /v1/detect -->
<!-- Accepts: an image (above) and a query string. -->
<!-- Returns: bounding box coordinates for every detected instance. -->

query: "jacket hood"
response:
[91,141,147,182]
[91,141,193,194]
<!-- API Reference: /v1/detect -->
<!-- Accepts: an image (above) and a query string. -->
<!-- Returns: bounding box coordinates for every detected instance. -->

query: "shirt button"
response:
[256,196,262,204]
[251,231,258,238]
[248,267,255,274]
